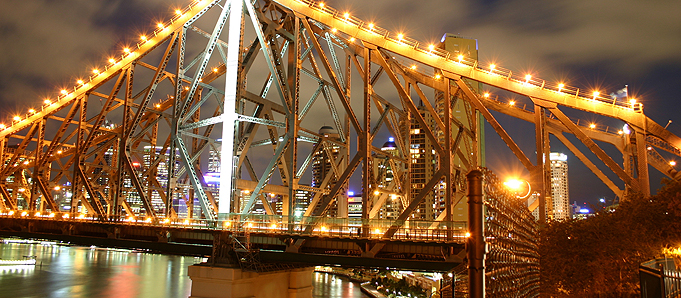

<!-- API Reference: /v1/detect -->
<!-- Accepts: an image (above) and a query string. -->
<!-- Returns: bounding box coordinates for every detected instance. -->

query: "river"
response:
[0,241,368,298]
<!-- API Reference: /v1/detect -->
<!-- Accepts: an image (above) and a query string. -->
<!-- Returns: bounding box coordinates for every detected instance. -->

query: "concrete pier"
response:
[188,265,313,298]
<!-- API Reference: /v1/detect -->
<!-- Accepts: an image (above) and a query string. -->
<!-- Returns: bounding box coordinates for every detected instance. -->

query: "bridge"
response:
[0,0,679,296]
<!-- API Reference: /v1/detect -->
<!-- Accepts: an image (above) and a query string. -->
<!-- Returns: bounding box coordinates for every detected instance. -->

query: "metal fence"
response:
[455,168,540,298]
[640,258,681,298]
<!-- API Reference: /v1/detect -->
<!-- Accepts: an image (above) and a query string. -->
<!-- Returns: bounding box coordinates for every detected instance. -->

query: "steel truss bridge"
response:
[0,0,678,291]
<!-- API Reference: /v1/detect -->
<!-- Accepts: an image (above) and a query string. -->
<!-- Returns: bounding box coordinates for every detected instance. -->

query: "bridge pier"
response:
[188,265,314,298]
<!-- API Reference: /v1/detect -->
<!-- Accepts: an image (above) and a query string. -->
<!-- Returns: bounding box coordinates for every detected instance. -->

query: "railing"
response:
[640,258,681,298]
[0,210,467,243]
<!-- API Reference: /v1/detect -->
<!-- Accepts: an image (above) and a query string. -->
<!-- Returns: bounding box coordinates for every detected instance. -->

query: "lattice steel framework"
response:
[0,0,680,231]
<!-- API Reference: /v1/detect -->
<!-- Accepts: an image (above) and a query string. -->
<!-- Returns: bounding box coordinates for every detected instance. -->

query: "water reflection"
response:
[1,242,368,298]
[313,272,369,298]
[0,242,197,298]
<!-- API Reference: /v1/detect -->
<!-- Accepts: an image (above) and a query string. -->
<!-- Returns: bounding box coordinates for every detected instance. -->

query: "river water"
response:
[0,241,368,298]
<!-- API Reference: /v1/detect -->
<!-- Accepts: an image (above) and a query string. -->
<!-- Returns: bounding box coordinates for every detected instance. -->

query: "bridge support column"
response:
[188,265,313,298]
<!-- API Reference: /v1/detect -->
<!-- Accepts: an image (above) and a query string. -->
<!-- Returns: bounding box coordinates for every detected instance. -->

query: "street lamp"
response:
[503,178,532,199]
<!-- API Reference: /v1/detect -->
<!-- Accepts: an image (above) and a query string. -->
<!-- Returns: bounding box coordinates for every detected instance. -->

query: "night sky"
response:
[1,0,680,206]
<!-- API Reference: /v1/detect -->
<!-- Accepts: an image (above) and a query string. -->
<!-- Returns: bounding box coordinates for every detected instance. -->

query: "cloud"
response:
[0,0,190,115]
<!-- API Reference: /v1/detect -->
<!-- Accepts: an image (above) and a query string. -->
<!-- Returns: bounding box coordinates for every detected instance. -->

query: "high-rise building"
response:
[373,137,403,219]
[410,103,438,220]
[550,152,570,220]
[311,126,347,217]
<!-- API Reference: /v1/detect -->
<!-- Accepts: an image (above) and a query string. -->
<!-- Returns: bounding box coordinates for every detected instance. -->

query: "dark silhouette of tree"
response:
[539,179,681,297]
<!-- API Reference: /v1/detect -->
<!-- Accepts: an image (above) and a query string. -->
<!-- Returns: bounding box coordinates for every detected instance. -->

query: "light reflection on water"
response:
[0,242,196,298]
[0,243,368,298]
[313,272,369,298]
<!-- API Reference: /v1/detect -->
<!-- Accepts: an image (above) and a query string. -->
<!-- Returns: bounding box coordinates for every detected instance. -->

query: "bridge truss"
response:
[1,0,680,231]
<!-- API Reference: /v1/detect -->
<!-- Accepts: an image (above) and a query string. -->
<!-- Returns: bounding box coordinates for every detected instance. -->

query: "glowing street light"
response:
[503,178,531,198]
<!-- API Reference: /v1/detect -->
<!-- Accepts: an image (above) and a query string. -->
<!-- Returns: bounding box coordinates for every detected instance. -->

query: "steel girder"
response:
[0,0,679,231]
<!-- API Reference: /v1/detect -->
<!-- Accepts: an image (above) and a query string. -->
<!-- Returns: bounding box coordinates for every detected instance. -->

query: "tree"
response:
[539,179,681,297]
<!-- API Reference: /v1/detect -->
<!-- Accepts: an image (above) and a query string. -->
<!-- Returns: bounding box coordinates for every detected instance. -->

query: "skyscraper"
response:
[550,152,570,220]
[311,126,347,217]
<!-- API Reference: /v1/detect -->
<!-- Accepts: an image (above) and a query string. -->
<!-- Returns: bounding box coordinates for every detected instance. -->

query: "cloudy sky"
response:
[1,0,680,205]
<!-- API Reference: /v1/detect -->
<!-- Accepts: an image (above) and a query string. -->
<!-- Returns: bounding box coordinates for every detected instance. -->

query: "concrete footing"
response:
[188,265,313,298]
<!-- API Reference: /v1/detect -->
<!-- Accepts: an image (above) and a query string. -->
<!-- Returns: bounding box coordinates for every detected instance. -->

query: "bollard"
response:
[467,169,485,298]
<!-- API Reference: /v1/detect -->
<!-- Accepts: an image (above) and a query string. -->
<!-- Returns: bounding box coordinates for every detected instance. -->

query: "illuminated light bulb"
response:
[525,74,532,82]
[61,89,68,95]
[557,83,564,92]
[331,28,337,33]
[162,218,170,224]
[270,223,277,229]
[509,100,515,106]
[629,98,637,105]
[243,189,250,194]
[410,65,416,70]
[92,69,100,74]
[54,186,61,191]
[140,35,147,41]
[213,67,218,72]
[465,232,471,238]
[35,212,41,217]
[592,91,600,99]
[397,33,404,40]
[23,160,29,165]
[589,123,596,129]
[198,78,202,82]
[489,64,496,70]
[349,37,355,42]
[434,74,441,79]
[184,86,189,90]
[145,217,152,223]
[175,9,182,15]
[343,12,349,19]
[670,161,677,166]
[0,124,5,129]
[224,221,231,227]
[13,116,21,121]
[123,48,130,54]
[48,213,55,218]
[457,55,464,62]
[647,146,652,150]
[319,2,325,8]
[321,226,328,232]
[155,104,161,108]
[63,213,69,218]
[157,23,164,29]
[18,188,25,193]
[28,109,35,114]
[57,150,62,154]
[247,222,253,228]
[21,211,28,217]
[109,58,116,64]
[618,130,624,135]
[8,211,14,215]
[77,79,84,85]
[373,190,380,195]
[428,44,435,51]
[374,228,381,234]
[483,93,490,98]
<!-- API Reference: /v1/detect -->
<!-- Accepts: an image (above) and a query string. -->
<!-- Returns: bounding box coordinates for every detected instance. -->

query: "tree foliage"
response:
[539,179,681,297]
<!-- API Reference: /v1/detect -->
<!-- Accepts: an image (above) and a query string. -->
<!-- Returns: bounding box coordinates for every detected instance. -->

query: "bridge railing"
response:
[0,210,468,242]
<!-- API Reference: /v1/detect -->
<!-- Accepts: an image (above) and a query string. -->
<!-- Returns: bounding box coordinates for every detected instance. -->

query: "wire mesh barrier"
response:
[452,168,540,297]
[640,258,681,298]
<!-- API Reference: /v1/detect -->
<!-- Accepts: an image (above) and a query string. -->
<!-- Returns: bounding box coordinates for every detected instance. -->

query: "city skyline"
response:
[0,0,679,207]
